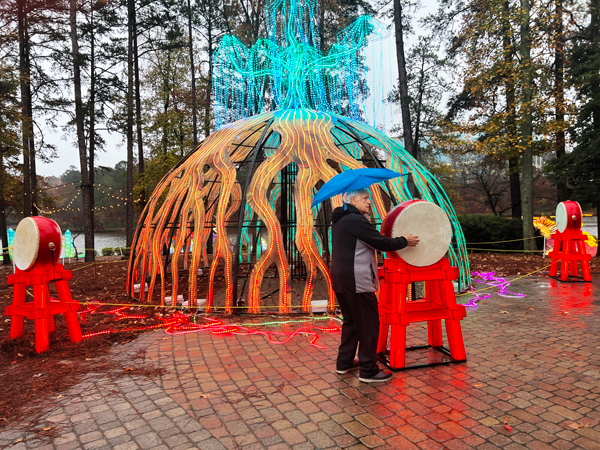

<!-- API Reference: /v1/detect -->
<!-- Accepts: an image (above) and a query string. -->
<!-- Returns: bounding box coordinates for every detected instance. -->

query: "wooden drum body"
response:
[381,199,452,267]
[13,217,62,271]
[555,201,582,233]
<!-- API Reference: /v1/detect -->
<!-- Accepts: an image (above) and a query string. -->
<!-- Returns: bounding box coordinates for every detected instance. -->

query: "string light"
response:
[78,301,342,349]
[463,271,525,308]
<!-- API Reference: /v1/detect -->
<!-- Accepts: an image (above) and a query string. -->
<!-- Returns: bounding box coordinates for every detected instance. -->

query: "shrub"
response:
[456,215,543,252]
[101,247,114,256]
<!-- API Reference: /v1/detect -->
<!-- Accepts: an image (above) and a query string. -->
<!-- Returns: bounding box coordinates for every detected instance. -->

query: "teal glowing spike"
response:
[212,0,389,128]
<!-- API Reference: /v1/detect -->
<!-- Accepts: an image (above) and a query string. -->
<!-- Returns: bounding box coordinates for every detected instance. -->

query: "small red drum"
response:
[381,199,452,267]
[12,217,62,271]
[555,201,582,233]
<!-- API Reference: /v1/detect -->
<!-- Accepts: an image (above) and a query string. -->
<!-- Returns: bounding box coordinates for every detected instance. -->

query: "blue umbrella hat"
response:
[310,168,406,208]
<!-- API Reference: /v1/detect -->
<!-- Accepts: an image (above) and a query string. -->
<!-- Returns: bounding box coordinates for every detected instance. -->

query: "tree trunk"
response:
[0,154,11,265]
[520,0,536,251]
[133,9,144,209]
[393,0,414,158]
[509,158,522,217]
[413,56,425,161]
[502,0,522,219]
[126,0,135,249]
[187,0,198,148]
[17,0,31,217]
[28,93,37,216]
[70,0,94,262]
[554,0,567,202]
[204,22,213,138]
[89,6,96,252]
[319,0,325,52]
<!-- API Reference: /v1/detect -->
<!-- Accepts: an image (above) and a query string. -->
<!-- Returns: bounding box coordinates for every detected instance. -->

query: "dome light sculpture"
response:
[127,0,470,313]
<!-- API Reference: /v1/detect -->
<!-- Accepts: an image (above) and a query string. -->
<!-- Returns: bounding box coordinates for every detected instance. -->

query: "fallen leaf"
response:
[125,368,133,372]
[43,427,51,431]
[17,353,23,357]
[499,305,505,308]
[14,438,23,443]
[529,308,534,311]
[500,311,509,314]
[482,301,487,305]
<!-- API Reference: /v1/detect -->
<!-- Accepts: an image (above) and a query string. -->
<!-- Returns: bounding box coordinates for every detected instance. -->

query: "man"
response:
[331,189,419,382]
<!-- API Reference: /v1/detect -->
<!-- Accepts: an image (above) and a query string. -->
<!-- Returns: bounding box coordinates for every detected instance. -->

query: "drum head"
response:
[555,202,567,233]
[390,202,452,266]
[13,217,40,271]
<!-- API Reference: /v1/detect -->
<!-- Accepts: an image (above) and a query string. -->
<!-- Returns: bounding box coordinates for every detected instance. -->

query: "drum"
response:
[381,199,452,267]
[12,217,62,271]
[555,201,582,233]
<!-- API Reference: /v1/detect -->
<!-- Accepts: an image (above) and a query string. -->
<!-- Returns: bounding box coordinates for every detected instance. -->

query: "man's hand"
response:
[405,233,419,247]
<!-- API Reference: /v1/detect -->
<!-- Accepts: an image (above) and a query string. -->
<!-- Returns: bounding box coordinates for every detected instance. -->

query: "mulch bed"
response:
[0,252,597,437]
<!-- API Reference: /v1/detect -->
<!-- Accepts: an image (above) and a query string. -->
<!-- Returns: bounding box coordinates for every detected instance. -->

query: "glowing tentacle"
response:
[188,167,206,308]
[206,144,237,313]
[247,115,296,314]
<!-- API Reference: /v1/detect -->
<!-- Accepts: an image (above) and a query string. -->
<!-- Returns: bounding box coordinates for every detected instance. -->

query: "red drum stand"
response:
[377,258,467,370]
[5,264,82,353]
[548,229,592,282]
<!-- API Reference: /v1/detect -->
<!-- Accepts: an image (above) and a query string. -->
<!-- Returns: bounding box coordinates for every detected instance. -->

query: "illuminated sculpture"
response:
[127,0,470,313]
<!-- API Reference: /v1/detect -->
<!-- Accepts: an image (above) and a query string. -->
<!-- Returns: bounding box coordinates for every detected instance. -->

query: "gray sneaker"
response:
[336,360,360,374]
[359,371,393,383]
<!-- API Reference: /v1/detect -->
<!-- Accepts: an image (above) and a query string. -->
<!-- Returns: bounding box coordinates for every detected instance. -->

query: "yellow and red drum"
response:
[381,199,452,267]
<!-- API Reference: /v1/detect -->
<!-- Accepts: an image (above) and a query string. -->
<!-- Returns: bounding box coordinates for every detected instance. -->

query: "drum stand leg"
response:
[390,324,406,369]
[427,320,443,347]
[389,284,407,369]
[549,254,559,278]
[33,284,50,354]
[10,283,26,340]
[377,280,389,355]
[47,317,55,333]
[444,319,467,361]
[56,278,83,342]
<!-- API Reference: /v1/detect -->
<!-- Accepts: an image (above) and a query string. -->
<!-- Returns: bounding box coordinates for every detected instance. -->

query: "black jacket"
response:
[330,204,408,294]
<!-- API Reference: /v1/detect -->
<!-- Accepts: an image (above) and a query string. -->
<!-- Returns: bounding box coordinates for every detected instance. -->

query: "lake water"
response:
[71,231,127,253]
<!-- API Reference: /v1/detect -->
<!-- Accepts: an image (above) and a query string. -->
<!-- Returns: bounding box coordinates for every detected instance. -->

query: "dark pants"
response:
[336,292,381,378]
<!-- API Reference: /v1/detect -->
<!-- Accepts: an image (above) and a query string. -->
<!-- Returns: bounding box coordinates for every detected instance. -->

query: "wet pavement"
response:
[1,275,599,449]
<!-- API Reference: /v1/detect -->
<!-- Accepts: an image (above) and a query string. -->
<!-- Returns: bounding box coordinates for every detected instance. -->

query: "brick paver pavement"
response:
[1,276,599,449]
